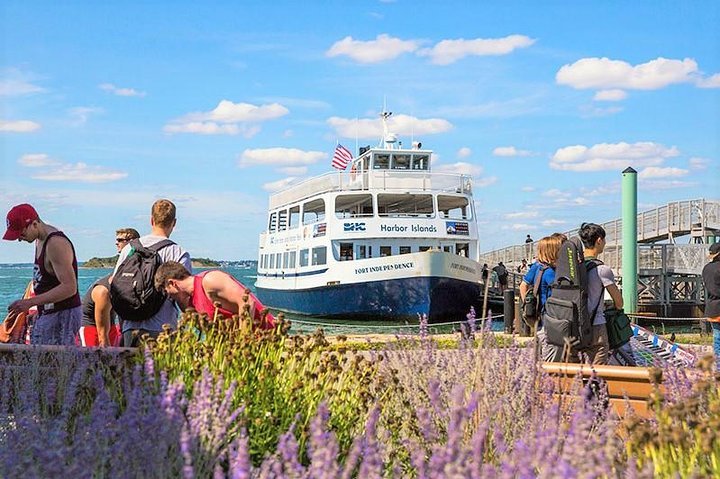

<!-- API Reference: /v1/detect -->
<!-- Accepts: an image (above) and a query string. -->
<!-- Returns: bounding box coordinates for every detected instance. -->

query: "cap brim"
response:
[2,228,21,240]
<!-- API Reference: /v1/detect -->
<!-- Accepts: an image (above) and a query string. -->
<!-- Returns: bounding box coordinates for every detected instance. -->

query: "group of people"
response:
[518,224,625,365]
[3,199,273,348]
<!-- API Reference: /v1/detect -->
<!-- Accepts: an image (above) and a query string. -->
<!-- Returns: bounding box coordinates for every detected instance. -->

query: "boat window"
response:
[357,245,368,259]
[303,199,325,225]
[283,252,289,269]
[289,251,296,269]
[312,246,327,266]
[278,210,289,231]
[380,246,391,257]
[443,245,452,253]
[299,249,309,267]
[419,246,432,252]
[289,206,300,229]
[399,246,411,255]
[268,212,278,232]
[335,194,373,218]
[269,254,275,269]
[411,154,429,170]
[276,253,282,269]
[456,243,469,257]
[339,242,353,261]
[391,154,410,170]
[377,194,434,217]
[373,154,390,169]
[438,195,471,220]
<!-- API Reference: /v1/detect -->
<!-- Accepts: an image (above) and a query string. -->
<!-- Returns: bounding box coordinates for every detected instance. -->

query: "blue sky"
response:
[1,1,718,262]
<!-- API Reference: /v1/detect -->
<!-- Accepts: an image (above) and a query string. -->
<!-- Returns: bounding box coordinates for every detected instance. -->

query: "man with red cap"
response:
[3,204,82,345]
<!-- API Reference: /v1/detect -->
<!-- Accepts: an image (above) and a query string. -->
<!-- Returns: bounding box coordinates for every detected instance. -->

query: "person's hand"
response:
[8,298,34,315]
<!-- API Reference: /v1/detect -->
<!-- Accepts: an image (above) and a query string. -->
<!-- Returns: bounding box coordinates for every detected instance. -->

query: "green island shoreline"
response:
[81,255,221,269]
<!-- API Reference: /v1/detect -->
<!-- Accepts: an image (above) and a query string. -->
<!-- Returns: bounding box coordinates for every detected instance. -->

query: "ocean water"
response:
[0,263,502,334]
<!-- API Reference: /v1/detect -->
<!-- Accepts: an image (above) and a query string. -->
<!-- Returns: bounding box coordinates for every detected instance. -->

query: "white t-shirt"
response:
[113,234,192,332]
[586,262,616,326]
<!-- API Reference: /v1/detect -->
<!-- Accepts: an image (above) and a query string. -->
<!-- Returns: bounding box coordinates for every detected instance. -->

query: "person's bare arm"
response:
[92,285,112,347]
[9,236,77,313]
[519,281,530,302]
[606,283,624,309]
[202,270,254,317]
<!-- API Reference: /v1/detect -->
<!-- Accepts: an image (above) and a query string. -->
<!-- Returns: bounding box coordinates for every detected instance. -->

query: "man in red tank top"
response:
[154,261,275,329]
[4,204,82,345]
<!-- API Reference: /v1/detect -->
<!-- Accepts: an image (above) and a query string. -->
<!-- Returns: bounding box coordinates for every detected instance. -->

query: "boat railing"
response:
[269,171,473,209]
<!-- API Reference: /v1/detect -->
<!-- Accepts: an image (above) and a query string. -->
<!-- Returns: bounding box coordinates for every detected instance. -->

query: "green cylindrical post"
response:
[622,167,638,314]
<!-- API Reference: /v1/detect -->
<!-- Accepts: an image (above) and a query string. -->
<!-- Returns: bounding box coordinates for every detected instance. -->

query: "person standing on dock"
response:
[702,243,720,370]
[112,199,191,347]
[493,262,508,293]
[3,204,82,345]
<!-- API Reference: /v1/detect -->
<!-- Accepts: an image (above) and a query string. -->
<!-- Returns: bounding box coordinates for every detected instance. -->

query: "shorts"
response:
[30,306,82,346]
[77,324,122,347]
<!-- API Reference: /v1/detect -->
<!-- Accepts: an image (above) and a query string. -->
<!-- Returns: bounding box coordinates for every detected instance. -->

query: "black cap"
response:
[710,243,720,255]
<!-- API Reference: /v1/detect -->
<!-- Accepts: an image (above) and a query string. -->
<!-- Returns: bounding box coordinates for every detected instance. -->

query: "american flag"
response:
[331,144,353,170]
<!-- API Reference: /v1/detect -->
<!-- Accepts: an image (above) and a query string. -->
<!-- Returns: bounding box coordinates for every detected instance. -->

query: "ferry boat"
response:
[255,112,482,321]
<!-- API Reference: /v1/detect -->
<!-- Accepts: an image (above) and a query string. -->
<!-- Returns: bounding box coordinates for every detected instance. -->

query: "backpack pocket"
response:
[543,297,577,346]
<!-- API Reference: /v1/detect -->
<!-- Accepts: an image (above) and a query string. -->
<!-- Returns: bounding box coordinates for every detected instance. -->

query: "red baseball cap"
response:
[3,204,39,240]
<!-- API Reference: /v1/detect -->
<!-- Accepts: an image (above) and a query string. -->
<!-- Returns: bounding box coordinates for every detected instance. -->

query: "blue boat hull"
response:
[256,276,481,321]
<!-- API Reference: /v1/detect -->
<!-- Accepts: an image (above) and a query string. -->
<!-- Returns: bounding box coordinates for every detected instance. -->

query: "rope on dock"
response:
[289,313,504,332]
[627,314,709,322]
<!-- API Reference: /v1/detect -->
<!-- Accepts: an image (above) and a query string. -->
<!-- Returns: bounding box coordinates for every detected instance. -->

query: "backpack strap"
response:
[585,258,605,324]
[147,239,175,253]
[532,264,548,313]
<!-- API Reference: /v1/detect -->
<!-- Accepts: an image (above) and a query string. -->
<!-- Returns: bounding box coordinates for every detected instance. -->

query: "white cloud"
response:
[18,154,59,167]
[504,211,539,219]
[593,89,627,101]
[239,147,327,167]
[278,166,308,176]
[68,106,103,125]
[492,146,532,157]
[475,176,498,188]
[640,179,696,190]
[327,113,452,139]
[550,141,679,172]
[164,100,288,136]
[433,161,483,177]
[326,34,419,63]
[0,119,41,132]
[502,223,537,231]
[99,83,146,97]
[542,188,570,198]
[542,219,567,226]
[638,166,688,179]
[457,147,472,158]
[0,71,44,96]
[31,163,127,183]
[580,105,624,117]
[556,57,705,91]
[418,35,536,65]
[689,157,710,170]
[696,73,720,88]
[263,177,298,192]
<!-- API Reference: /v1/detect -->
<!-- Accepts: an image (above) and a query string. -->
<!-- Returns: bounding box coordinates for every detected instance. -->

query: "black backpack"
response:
[522,263,549,325]
[110,239,175,321]
[542,237,593,352]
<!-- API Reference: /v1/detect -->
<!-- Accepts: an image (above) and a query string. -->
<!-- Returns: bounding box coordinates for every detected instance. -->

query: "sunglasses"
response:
[116,238,131,243]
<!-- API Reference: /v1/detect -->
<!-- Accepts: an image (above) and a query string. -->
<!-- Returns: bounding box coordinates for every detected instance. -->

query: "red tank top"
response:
[191,270,275,328]
[33,231,81,314]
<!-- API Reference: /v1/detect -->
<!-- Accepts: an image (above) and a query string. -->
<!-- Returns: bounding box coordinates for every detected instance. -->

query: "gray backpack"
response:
[542,237,593,351]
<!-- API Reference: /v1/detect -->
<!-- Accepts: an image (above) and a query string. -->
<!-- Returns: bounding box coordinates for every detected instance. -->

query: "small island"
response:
[82,255,221,268]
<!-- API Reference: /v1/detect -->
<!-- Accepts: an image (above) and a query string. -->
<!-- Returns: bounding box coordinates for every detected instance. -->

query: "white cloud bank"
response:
[457,147,472,158]
[326,34,420,63]
[164,100,289,137]
[433,162,497,187]
[550,141,679,172]
[0,119,41,132]
[593,89,628,101]
[556,57,719,91]
[238,148,327,167]
[18,153,127,183]
[327,114,452,139]
[418,34,536,65]
[99,83,146,97]
[492,146,532,157]
[638,166,688,179]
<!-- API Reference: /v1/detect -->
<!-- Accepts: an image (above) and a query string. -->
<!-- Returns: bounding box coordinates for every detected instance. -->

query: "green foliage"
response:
[147,309,379,464]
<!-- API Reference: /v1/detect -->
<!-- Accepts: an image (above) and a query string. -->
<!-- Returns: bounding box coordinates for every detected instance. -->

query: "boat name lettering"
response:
[380,224,437,233]
[343,222,366,232]
[354,262,414,275]
[450,263,476,274]
[269,235,301,245]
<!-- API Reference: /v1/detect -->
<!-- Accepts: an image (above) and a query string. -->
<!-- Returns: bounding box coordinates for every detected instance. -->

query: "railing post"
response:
[503,289,515,334]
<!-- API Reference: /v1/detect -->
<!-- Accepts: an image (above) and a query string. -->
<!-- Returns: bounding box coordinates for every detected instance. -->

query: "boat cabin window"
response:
[443,245,452,253]
[282,252,289,269]
[456,243,469,257]
[299,249,309,267]
[438,195,471,220]
[339,242,353,261]
[357,245,371,259]
[289,206,300,229]
[289,251,296,269]
[335,194,373,218]
[391,154,410,170]
[399,246,411,255]
[377,194,434,217]
[312,246,327,266]
[419,246,432,252]
[412,154,429,170]
[380,246,391,257]
[268,212,278,233]
[302,199,325,225]
[276,253,282,269]
[269,254,275,269]
[278,210,288,231]
[373,154,390,169]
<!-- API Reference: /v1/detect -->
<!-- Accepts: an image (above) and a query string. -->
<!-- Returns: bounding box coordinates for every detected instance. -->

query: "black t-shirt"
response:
[81,274,116,327]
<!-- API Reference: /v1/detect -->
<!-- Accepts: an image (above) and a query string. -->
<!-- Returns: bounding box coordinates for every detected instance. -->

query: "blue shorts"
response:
[30,306,81,346]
